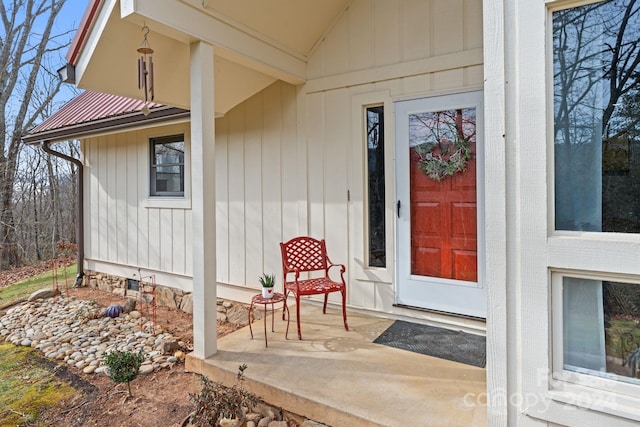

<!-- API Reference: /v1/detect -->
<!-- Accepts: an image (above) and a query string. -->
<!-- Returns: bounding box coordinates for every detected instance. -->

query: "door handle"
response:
[397,200,401,218]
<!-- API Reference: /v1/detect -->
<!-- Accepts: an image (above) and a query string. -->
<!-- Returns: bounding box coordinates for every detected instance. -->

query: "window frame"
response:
[541,0,640,421]
[149,134,186,197]
[365,104,386,269]
[550,270,640,420]
[349,91,394,284]
[142,126,191,210]
[550,0,640,235]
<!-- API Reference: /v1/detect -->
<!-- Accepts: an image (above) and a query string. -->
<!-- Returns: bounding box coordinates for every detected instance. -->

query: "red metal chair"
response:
[280,236,349,340]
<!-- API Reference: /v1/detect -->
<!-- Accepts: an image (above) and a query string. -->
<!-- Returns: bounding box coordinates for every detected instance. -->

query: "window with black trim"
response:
[367,105,386,267]
[150,134,185,197]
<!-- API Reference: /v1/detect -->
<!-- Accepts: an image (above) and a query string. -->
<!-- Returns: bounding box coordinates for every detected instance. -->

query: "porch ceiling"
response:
[72,0,349,115]
[196,0,350,58]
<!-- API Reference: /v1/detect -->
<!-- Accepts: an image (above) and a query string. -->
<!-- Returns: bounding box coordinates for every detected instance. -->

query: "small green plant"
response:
[258,274,275,288]
[189,364,258,426]
[104,350,146,397]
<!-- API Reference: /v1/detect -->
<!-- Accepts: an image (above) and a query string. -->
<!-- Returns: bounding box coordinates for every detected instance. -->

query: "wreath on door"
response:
[414,133,472,182]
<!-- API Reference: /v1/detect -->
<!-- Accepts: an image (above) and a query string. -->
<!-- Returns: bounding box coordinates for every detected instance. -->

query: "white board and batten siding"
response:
[81,82,301,298]
[214,82,302,300]
[83,123,193,290]
[82,0,486,328]
[298,0,485,329]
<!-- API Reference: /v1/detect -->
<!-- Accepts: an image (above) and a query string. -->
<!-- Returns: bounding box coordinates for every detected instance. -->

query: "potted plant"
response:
[259,274,275,299]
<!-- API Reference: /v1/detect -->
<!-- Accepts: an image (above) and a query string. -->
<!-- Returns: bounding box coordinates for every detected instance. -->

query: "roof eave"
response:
[67,0,103,66]
[23,106,190,145]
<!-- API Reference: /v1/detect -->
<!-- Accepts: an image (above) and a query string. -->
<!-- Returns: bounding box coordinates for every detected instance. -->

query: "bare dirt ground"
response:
[1,262,243,427]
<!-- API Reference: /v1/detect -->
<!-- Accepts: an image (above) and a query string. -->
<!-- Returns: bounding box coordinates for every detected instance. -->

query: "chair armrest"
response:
[327,262,346,284]
[284,269,302,290]
[327,262,346,274]
[325,253,345,273]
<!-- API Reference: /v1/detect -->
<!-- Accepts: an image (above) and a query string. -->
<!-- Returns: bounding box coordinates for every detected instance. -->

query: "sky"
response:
[55,0,87,35]
[2,0,89,129]
[51,0,90,105]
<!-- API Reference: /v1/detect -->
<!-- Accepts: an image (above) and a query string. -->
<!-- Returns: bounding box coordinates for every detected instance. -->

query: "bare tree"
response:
[553,1,640,232]
[12,141,78,262]
[0,0,71,267]
[553,1,640,141]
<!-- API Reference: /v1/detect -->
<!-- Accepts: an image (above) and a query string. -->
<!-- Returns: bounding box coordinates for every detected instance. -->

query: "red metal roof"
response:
[29,90,164,134]
[23,90,189,144]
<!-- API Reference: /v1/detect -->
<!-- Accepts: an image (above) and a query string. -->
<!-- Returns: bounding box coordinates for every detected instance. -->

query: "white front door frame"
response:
[394,91,487,318]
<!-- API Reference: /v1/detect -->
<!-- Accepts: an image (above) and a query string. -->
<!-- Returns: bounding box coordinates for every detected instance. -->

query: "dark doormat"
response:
[373,320,486,368]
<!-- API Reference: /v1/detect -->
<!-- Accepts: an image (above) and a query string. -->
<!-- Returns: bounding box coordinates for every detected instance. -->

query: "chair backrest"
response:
[280,236,328,275]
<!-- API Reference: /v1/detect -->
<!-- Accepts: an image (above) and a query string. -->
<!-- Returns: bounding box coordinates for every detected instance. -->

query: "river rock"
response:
[159,339,179,355]
[0,296,179,378]
[122,299,136,313]
[179,293,193,314]
[139,364,154,375]
[225,304,249,326]
[27,287,59,302]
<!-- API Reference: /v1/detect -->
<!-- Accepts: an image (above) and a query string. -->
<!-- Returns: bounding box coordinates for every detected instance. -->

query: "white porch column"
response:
[190,40,217,358]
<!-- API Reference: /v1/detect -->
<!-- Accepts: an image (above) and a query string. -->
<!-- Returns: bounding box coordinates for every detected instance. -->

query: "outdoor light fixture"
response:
[137,24,154,104]
[57,63,76,84]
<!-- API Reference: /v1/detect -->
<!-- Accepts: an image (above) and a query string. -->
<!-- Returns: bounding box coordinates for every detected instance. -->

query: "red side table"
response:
[248,292,290,347]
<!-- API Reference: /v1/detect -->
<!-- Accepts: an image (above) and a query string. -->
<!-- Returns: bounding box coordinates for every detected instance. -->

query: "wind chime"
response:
[137,24,154,110]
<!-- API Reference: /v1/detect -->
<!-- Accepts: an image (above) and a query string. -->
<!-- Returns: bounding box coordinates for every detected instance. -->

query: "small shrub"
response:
[189,364,258,426]
[104,350,145,397]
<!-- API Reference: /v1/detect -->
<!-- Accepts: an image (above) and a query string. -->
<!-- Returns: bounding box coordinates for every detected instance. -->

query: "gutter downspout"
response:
[41,140,84,287]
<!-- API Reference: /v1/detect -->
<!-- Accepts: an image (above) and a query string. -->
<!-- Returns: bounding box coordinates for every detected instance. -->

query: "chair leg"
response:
[342,290,349,331]
[322,293,328,314]
[282,290,289,321]
[296,294,302,340]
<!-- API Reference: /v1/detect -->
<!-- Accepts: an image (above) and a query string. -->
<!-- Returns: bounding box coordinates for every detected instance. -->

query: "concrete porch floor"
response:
[185,304,487,427]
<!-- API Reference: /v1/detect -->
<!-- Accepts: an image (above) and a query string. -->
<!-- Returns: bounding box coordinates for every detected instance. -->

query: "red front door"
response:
[410,110,477,281]
[396,92,486,318]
